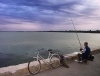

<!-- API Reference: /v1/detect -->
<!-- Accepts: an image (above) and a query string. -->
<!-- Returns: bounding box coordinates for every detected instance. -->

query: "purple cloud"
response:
[0,0,100,31]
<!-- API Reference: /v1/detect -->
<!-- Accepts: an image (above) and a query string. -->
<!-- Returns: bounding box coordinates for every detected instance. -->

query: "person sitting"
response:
[78,42,91,63]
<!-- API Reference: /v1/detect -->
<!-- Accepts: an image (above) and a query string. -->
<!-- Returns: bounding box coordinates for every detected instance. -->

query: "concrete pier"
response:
[28,53,100,76]
[0,49,100,76]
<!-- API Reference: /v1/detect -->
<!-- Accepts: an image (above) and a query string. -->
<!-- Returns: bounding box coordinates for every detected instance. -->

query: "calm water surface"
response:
[0,32,100,67]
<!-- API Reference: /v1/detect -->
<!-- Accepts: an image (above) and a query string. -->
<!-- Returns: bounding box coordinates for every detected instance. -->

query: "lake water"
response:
[0,32,100,67]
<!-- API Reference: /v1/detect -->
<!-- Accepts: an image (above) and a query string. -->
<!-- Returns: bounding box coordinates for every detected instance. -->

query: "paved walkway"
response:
[27,53,100,76]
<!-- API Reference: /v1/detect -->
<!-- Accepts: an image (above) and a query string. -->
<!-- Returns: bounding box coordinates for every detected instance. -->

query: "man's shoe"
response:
[75,60,83,63]
[78,61,83,63]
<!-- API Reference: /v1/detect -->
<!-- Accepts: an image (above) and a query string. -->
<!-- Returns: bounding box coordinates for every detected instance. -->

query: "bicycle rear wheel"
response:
[50,55,60,68]
[28,58,41,75]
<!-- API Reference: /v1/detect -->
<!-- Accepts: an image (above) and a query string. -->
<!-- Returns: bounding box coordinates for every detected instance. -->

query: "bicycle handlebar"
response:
[36,48,44,51]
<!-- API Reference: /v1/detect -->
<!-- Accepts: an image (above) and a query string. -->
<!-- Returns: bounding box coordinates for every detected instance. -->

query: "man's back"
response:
[82,46,91,60]
[85,46,91,55]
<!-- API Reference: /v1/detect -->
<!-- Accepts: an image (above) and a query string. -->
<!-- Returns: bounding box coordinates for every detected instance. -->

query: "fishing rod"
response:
[68,12,82,48]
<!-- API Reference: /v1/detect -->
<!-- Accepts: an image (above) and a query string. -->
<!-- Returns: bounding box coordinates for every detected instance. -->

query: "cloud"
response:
[0,0,100,31]
[0,19,41,31]
[0,0,80,20]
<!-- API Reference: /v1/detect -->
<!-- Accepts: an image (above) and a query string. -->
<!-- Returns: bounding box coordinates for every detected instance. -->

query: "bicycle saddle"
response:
[48,49,52,51]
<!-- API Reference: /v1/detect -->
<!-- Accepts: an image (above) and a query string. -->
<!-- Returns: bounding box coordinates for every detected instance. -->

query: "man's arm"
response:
[80,48,86,53]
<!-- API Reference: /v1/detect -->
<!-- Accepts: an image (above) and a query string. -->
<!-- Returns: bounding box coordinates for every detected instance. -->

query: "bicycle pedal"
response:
[49,62,54,64]
[45,64,49,67]
[45,62,49,64]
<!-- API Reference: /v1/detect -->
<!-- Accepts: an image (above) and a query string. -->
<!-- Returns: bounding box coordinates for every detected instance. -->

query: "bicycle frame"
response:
[35,50,57,65]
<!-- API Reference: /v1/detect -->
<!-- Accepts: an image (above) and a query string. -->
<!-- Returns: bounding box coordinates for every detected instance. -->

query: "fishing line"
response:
[68,12,82,48]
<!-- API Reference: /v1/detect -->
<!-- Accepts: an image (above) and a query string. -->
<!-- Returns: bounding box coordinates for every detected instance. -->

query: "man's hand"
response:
[80,48,83,51]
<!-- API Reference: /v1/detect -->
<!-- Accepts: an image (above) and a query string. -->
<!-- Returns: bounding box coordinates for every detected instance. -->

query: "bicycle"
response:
[28,49,61,75]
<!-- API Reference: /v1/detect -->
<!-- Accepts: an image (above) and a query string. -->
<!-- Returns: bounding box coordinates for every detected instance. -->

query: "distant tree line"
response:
[40,30,100,33]
[0,30,100,33]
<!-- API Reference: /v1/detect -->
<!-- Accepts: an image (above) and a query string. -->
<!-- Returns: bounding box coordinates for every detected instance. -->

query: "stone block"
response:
[15,69,25,76]
[0,72,14,76]
[45,64,52,70]
[23,68,29,75]
[40,63,46,71]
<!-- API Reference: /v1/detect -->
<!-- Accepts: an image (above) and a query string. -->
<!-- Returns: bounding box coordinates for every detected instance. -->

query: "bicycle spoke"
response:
[28,58,41,75]
[50,55,60,68]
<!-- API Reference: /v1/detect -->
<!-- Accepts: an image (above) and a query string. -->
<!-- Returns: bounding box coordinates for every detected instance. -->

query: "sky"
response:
[0,0,100,31]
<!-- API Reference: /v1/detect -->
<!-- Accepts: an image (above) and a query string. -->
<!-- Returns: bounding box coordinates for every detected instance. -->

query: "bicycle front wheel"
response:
[50,55,61,68]
[28,58,41,75]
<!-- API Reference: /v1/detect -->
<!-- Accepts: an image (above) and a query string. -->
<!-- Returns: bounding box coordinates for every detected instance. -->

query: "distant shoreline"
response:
[0,31,100,33]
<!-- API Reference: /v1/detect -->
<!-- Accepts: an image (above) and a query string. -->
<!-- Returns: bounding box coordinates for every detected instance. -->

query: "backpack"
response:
[88,54,94,61]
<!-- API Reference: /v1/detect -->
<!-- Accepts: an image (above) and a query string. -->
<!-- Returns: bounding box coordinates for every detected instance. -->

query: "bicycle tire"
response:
[28,58,41,75]
[50,54,60,68]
